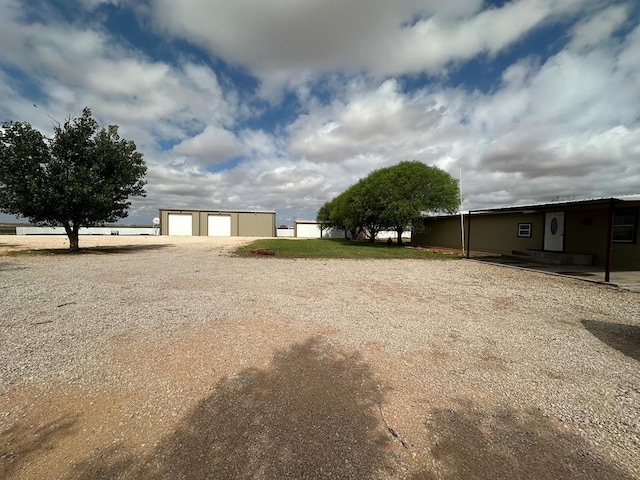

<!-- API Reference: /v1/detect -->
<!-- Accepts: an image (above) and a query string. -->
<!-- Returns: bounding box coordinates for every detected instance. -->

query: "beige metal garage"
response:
[159,209,276,237]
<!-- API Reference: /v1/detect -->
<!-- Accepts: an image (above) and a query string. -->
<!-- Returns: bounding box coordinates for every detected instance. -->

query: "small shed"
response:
[159,209,276,237]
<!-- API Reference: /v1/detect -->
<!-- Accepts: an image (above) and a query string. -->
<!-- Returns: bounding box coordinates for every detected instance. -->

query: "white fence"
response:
[376,230,411,239]
[293,220,409,240]
[16,226,156,235]
[276,228,295,237]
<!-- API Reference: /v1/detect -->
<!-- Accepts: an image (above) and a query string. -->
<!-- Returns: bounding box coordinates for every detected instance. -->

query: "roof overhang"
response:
[423,194,640,219]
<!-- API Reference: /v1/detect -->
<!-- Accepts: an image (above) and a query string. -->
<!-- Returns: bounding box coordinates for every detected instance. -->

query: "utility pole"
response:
[459,165,465,255]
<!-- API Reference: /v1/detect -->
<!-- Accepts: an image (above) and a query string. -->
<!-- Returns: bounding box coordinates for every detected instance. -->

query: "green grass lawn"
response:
[235,239,461,259]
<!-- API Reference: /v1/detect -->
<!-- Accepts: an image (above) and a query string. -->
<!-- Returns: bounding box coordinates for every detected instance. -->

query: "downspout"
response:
[604,199,615,283]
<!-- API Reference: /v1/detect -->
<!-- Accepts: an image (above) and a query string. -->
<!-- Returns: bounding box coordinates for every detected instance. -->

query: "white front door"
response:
[544,212,564,251]
[208,215,232,236]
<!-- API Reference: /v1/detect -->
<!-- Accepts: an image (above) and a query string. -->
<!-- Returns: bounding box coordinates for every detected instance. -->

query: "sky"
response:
[0,0,639,226]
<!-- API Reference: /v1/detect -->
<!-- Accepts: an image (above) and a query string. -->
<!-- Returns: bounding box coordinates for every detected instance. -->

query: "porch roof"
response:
[470,194,640,215]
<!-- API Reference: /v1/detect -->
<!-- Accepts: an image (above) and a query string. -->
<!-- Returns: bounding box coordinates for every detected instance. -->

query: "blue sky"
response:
[1,0,639,225]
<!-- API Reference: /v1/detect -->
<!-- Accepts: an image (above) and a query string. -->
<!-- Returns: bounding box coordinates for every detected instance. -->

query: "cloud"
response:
[287,79,457,165]
[0,1,240,141]
[568,4,629,50]
[172,125,244,161]
[146,0,589,93]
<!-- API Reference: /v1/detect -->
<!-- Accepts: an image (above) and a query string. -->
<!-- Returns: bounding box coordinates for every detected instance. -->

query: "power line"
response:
[33,103,60,126]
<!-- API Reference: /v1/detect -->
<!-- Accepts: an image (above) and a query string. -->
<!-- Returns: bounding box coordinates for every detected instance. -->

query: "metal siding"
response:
[160,210,169,235]
[238,212,275,237]
[231,212,239,236]
[160,209,275,237]
[199,212,207,236]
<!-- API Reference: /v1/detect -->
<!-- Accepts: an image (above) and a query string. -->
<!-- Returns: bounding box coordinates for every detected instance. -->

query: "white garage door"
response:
[208,215,232,236]
[168,214,193,236]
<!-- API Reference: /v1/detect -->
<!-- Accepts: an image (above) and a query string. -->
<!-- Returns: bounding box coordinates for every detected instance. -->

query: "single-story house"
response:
[159,209,276,237]
[412,195,640,280]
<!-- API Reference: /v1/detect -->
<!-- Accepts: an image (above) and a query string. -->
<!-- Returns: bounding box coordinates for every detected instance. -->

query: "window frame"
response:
[517,222,532,238]
[613,207,638,244]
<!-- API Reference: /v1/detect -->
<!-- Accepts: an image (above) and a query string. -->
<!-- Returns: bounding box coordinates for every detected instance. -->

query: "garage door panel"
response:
[208,215,232,236]
[168,214,193,236]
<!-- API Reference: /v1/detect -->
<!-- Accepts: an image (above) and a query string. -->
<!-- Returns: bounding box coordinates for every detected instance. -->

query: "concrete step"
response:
[510,249,593,266]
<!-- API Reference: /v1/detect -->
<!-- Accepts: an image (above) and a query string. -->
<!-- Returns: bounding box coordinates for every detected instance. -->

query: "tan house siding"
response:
[466,213,544,254]
[414,213,543,254]
[414,217,461,249]
[412,200,640,269]
[612,202,640,269]
[563,206,608,266]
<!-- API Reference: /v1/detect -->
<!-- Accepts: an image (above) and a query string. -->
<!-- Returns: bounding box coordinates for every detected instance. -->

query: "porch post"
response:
[466,211,472,258]
[604,199,615,283]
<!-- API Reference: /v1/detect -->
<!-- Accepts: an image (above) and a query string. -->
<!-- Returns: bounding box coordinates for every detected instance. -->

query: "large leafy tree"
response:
[0,108,147,250]
[374,161,460,245]
[317,161,459,245]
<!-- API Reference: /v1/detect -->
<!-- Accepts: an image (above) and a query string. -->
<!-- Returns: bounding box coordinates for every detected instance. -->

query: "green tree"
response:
[349,179,386,242]
[0,108,147,250]
[316,161,459,245]
[316,199,334,236]
[373,161,459,245]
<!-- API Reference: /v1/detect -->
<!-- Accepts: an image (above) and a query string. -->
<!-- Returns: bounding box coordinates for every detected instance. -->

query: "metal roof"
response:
[471,194,640,214]
[160,208,276,214]
[423,194,640,219]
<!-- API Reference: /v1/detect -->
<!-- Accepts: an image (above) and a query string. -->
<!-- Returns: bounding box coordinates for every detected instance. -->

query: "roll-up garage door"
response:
[168,213,193,236]
[208,215,232,236]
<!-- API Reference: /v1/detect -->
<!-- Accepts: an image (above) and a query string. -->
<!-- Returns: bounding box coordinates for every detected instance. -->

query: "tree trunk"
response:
[68,231,79,251]
[397,228,404,246]
[63,222,80,251]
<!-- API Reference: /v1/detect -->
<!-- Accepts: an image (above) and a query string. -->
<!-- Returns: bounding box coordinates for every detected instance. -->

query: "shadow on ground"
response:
[64,336,392,480]
[411,402,632,480]
[4,244,171,256]
[0,416,78,478]
[581,319,640,361]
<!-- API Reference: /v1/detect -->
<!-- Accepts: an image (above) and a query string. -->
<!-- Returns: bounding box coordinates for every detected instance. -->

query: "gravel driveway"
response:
[1,236,638,479]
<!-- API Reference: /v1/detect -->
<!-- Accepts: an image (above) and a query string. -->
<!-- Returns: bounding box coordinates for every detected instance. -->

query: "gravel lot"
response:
[1,235,639,479]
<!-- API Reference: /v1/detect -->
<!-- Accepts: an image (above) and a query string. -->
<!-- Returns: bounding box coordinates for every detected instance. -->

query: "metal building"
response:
[159,209,276,237]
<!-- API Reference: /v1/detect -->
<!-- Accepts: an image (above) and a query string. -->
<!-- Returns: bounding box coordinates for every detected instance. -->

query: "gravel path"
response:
[1,236,639,479]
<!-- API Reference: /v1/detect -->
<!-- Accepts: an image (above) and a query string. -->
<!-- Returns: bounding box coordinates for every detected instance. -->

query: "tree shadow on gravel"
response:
[0,416,78,479]
[410,402,633,480]
[4,244,171,256]
[65,336,393,480]
[581,319,640,361]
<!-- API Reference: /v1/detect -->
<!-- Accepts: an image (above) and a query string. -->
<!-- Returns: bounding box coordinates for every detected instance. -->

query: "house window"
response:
[517,223,532,238]
[613,208,638,243]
